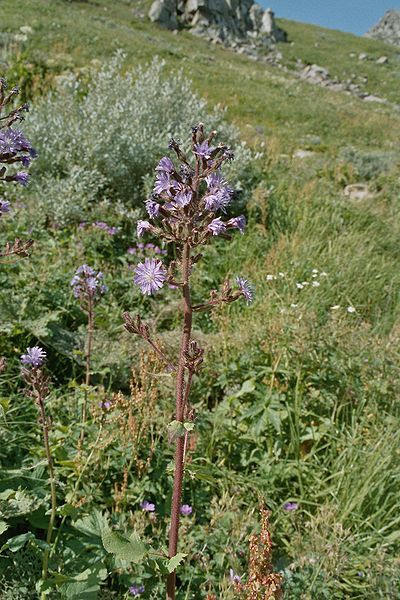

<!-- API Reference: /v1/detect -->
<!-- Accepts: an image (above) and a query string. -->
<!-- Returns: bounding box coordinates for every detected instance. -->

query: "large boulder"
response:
[149,0,287,47]
[365,10,400,46]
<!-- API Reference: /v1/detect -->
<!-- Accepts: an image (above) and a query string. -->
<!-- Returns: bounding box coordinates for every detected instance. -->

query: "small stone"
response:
[358,52,368,61]
[293,149,316,159]
[344,184,373,201]
[376,55,388,64]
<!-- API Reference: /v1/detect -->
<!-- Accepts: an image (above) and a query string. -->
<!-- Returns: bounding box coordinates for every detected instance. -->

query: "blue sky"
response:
[260,1,400,35]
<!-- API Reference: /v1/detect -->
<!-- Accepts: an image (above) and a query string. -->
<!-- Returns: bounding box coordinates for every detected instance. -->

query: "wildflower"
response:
[296,283,304,290]
[14,171,29,186]
[236,276,254,304]
[229,568,242,584]
[194,140,212,159]
[156,156,175,173]
[137,220,152,238]
[20,346,46,368]
[153,171,172,195]
[208,217,226,236]
[140,500,155,512]
[146,198,160,218]
[180,504,193,516]
[204,171,234,211]
[278,272,286,278]
[134,258,167,295]
[290,303,298,308]
[330,305,340,310]
[127,247,137,254]
[93,221,118,235]
[98,401,111,410]
[174,190,192,207]
[347,306,356,313]
[227,215,246,234]
[283,502,299,512]
[266,274,275,281]
[0,199,10,215]
[71,265,107,301]
[312,281,320,287]
[129,584,145,596]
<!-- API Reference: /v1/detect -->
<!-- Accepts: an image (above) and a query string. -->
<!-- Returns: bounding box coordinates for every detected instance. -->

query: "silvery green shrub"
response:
[25,53,255,226]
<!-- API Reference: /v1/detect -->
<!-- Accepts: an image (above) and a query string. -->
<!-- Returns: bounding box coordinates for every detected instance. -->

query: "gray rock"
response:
[365,10,400,46]
[148,0,287,52]
[344,184,373,201]
[376,55,388,64]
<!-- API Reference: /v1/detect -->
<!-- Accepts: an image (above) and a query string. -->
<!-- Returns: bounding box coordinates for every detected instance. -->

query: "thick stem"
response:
[166,241,192,599]
[38,400,57,599]
[80,298,93,443]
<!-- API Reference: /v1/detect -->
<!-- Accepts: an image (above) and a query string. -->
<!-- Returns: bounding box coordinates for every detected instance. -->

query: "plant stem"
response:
[38,398,57,599]
[80,296,93,443]
[167,241,193,599]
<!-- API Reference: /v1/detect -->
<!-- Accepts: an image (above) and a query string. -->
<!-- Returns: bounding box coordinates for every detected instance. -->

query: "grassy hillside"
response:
[0,1,400,598]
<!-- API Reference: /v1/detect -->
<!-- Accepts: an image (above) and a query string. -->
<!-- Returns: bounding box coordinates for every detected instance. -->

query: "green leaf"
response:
[231,379,256,399]
[168,420,185,439]
[58,563,108,599]
[2,531,35,553]
[167,553,187,573]
[0,521,8,535]
[267,408,282,433]
[183,422,194,432]
[102,528,146,564]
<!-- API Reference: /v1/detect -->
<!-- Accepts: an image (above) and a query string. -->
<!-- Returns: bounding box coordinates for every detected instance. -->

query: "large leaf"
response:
[102,528,146,564]
[58,563,107,599]
[167,553,187,573]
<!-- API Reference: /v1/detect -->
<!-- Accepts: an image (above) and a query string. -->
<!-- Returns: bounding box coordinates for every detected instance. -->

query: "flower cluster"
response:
[132,124,252,304]
[70,264,107,306]
[0,78,37,187]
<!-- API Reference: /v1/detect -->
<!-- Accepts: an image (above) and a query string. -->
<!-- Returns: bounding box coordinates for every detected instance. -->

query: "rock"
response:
[344,184,373,201]
[358,52,368,61]
[363,94,387,104]
[293,149,316,159]
[365,10,400,46]
[149,0,178,29]
[376,55,388,64]
[301,64,330,83]
[148,1,287,52]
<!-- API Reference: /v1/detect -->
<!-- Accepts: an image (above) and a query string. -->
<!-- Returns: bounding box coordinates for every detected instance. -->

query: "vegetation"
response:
[0,1,399,598]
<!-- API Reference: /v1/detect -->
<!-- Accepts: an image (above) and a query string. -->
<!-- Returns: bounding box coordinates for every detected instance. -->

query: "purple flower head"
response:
[14,171,29,186]
[180,504,193,516]
[153,171,172,196]
[71,265,107,302]
[99,400,111,410]
[127,247,137,255]
[134,258,167,296]
[137,220,152,238]
[0,128,34,156]
[156,156,175,173]
[140,500,155,512]
[229,568,242,584]
[146,198,160,219]
[129,584,145,596]
[0,199,10,216]
[21,346,46,368]
[194,140,212,160]
[236,276,254,305]
[21,155,31,167]
[204,172,234,212]
[174,190,192,208]
[227,215,246,234]
[93,221,118,235]
[283,502,299,512]
[208,217,226,236]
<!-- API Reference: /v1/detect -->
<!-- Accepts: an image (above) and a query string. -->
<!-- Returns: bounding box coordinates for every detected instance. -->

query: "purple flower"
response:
[93,221,118,235]
[71,265,107,301]
[0,199,10,216]
[146,198,160,218]
[153,171,172,195]
[194,140,212,159]
[127,247,137,255]
[98,400,111,410]
[180,504,193,516]
[283,502,299,512]
[129,584,145,596]
[137,220,152,238]
[174,190,192,207]
[156,156,175,173]
[204,172,234,212]
[134,258,167,296]
[236,276,254,305]
[0,128,34,156]
[227,215,246,234]
[208,217,226,236]
[140,500,155,512]
[14,171,29,186]
[21,346,46,368]
[229,568,241,584]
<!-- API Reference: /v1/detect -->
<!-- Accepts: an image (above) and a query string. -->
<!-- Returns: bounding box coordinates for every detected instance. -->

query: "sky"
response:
[260,1,400,36]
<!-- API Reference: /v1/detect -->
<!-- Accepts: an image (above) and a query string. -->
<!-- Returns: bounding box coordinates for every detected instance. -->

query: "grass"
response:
[0,1,400,598]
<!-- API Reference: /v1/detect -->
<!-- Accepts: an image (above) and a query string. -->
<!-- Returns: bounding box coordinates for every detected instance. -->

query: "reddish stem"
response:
[166,241,193,599]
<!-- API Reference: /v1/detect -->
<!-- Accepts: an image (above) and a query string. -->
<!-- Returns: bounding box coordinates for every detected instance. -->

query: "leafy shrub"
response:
[340,146,397,181]
[25,53,255,226]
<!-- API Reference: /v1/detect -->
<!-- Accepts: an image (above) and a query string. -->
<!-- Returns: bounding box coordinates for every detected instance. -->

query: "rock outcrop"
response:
[365,10,400,46]
[149,1,287,54]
